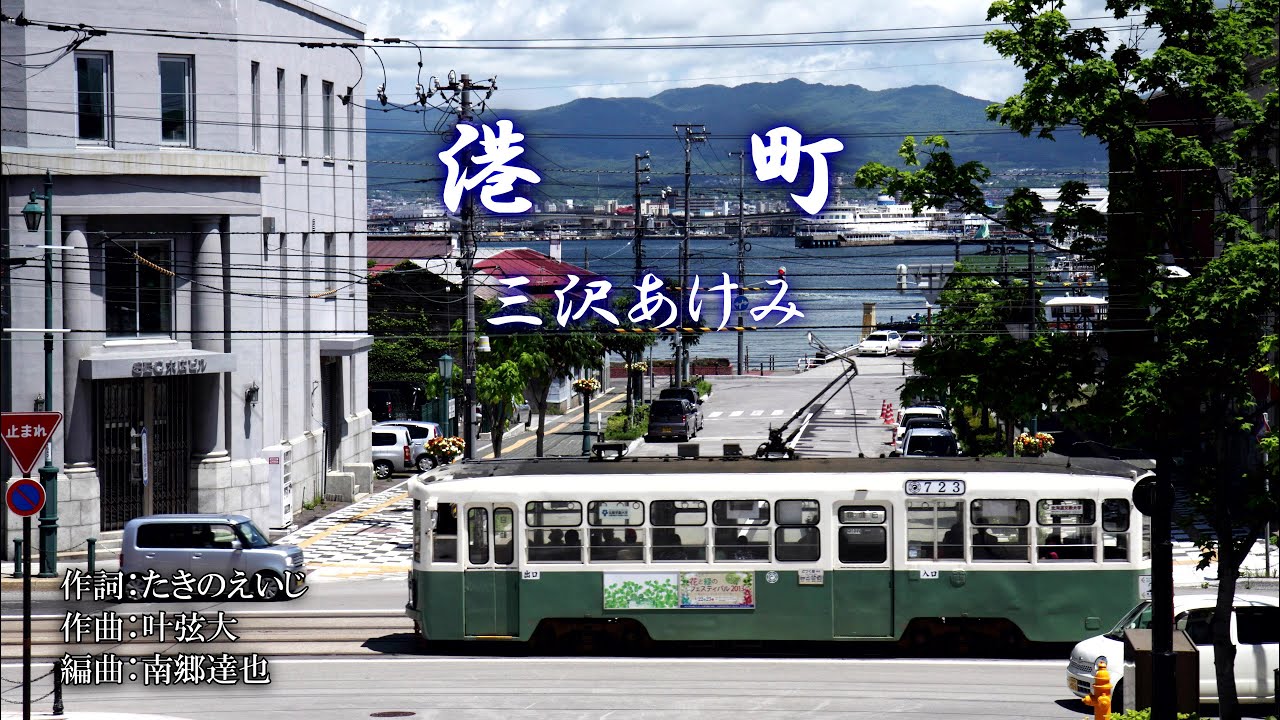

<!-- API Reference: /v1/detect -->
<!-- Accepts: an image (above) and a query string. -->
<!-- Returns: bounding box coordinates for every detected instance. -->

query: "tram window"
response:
[970,499,1030,526]
[493,508,514,565]
[906,500,963,560]
[590,528,645,562]
[1037,499,1096,525]
[714,527,770,561]
[776,500,820,525]
[653,527,707,561]
[588,500,644,526]
[432,502,458,563]
[650,500,707,526]
[839,526,887,564]
[525,501,582,527]
[839,505,886,524]
[413,500,421,562]
[1102,499,1131,561]
[525,528,582,562]
[467,507,489,565]
[775,526,821,562]
[1036,526,1097,560]
[713,500,770,526]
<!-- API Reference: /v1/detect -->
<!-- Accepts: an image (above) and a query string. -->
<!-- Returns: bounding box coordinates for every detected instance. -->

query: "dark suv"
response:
[646,399,698,441]
[657,388,703,431]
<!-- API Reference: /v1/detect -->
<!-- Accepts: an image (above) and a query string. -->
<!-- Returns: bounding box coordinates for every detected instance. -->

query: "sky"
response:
[321,0,1119,110]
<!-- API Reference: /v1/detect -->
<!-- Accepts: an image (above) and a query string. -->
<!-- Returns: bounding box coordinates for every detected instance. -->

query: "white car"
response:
[894,406,948,447]
[856,330,901,356]
[1067,593,1278,705]
[897,331,927,355]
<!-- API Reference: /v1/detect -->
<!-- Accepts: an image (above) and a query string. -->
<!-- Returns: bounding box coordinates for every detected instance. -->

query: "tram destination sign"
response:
[904,479,966,495]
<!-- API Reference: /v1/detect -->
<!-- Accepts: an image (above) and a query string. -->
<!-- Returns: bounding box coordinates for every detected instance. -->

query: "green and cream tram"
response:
[406,457,1150,649]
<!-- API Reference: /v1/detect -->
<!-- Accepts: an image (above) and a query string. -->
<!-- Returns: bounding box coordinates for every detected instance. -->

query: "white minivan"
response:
[1066,593,1278,705]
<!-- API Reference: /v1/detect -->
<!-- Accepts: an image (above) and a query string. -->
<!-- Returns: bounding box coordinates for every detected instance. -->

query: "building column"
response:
[188,212,229,471]
[59,216,99,550]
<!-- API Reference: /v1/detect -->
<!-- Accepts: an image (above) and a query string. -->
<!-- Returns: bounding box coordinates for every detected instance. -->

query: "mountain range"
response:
[365,78,1107,199]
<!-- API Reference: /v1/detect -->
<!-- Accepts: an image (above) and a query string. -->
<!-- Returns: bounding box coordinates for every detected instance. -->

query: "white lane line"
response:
[729,411,744,417]
[750,410,764,417]
[771,410,784,416]
[708,411,723,418]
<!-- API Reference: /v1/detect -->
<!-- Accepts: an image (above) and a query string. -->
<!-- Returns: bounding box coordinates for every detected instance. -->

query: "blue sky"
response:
[322,0,1118,109]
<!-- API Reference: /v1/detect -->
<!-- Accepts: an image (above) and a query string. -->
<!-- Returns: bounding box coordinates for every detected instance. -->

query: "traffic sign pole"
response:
[23,513,31,720]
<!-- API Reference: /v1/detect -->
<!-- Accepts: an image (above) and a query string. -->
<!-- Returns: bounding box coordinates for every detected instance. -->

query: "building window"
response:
[322,81,334,158]
[75,52,112,145]
[250,62,261,151]
[276,68,286,155]
[345,86,354,160]
[105,241,173,338]
[159,56,194,145]
[300,75,309,156]
[323,233,336,292]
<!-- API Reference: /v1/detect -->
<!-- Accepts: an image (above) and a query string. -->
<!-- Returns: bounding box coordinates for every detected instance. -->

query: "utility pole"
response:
[630,152,651,416]
[730,150,746,375]
[433,72,496,460]
[673,124,706,387]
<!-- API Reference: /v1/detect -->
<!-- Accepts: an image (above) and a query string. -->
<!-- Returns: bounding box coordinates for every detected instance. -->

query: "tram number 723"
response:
[904,480,966,495]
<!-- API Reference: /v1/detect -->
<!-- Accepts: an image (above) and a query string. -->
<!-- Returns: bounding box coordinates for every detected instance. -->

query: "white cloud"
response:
[319,0,1126,109]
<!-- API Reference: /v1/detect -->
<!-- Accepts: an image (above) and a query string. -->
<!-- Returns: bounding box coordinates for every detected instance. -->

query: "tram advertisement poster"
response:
[602,572,756,609]
[603,573,679,610]
[678,572,754,609]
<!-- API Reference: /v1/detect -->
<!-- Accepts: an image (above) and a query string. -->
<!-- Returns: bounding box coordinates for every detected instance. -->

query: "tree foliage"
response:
[861,2,1276,714]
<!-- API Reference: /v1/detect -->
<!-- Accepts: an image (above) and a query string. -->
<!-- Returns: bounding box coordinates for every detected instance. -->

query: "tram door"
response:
[462,505,520,637]
[832,504,894,637]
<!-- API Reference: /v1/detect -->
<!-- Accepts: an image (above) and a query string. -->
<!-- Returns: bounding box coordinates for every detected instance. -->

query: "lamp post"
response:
[437,354,454,438]
[21,170,59,578]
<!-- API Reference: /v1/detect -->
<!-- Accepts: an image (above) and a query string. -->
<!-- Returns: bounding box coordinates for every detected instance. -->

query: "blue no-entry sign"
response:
[6,478,45,517]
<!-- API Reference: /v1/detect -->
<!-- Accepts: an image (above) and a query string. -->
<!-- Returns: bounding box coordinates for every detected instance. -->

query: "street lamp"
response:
[21,170,59,578]
[437,354,454,437]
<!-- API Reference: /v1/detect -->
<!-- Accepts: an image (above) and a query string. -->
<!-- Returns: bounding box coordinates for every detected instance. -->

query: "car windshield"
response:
[651,401,686,420]
[903,332,923,341]
[235,521,273,548]
[905,434,956,456]
[866,334,888,342]
[1104,601,1153,640]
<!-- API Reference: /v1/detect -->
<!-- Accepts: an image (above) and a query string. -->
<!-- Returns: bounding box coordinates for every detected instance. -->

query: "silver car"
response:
[378,420,442,471]
[371,425,416,479]
[119,514,305,601]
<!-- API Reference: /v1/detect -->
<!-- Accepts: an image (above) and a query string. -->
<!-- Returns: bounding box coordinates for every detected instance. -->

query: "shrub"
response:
[605,405,649,441]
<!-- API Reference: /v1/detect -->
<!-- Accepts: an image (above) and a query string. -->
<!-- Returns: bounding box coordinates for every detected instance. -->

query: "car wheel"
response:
[416,455,435,472]
[374,460,393,480]
[253,571,284,601]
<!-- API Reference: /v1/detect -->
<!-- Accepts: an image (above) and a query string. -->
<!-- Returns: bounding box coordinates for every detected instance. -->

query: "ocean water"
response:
[482,236,979,367]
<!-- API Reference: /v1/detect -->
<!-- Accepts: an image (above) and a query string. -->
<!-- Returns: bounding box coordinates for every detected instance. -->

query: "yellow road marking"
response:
[480,393,624,459]
[296,491,410,549]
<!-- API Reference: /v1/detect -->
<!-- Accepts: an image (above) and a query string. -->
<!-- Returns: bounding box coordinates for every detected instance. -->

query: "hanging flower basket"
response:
[1014,432,1055,457]
[572,377,601,396]
[426,435,465,464]
[625,361,648,373]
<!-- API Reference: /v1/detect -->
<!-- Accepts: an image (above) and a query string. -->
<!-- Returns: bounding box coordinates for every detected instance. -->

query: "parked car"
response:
[1067,593,1279,706]
[896,331,927,355]
[377,420,441,471]
[370,425,415,479]
[900,427,960,456]
[120,514,305,601]
[646,398,698,441]
[856,330,901,356]
[894,406,948,447]
[895,416,952,452]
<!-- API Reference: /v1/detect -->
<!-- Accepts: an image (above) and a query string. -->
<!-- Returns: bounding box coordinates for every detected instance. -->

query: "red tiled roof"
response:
[474,248,594,295]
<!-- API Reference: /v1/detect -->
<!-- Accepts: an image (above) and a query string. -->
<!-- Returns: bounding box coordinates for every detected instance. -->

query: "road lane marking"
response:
[771,410,783,416]
[296,490,410,550]
[708,411,723,418]
[729,411,743,417]
[750,410,764,416]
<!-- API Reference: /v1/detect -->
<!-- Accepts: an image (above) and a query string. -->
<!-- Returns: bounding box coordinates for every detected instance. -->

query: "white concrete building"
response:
[1,0,371,553]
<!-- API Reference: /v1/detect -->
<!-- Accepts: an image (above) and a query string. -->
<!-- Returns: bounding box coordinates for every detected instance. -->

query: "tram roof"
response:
[418,455,1148,497]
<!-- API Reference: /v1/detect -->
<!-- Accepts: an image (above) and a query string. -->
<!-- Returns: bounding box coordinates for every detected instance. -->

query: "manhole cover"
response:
[370,713,416,718]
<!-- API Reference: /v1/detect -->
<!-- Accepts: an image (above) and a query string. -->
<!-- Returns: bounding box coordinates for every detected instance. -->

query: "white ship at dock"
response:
[794,195,968,248]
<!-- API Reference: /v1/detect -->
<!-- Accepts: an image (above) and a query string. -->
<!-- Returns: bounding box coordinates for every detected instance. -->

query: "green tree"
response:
[864,2,1276,713]
[475,356,525,458]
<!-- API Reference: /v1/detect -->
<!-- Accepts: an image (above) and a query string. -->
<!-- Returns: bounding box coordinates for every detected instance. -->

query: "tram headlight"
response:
[1093,656,1108,672]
